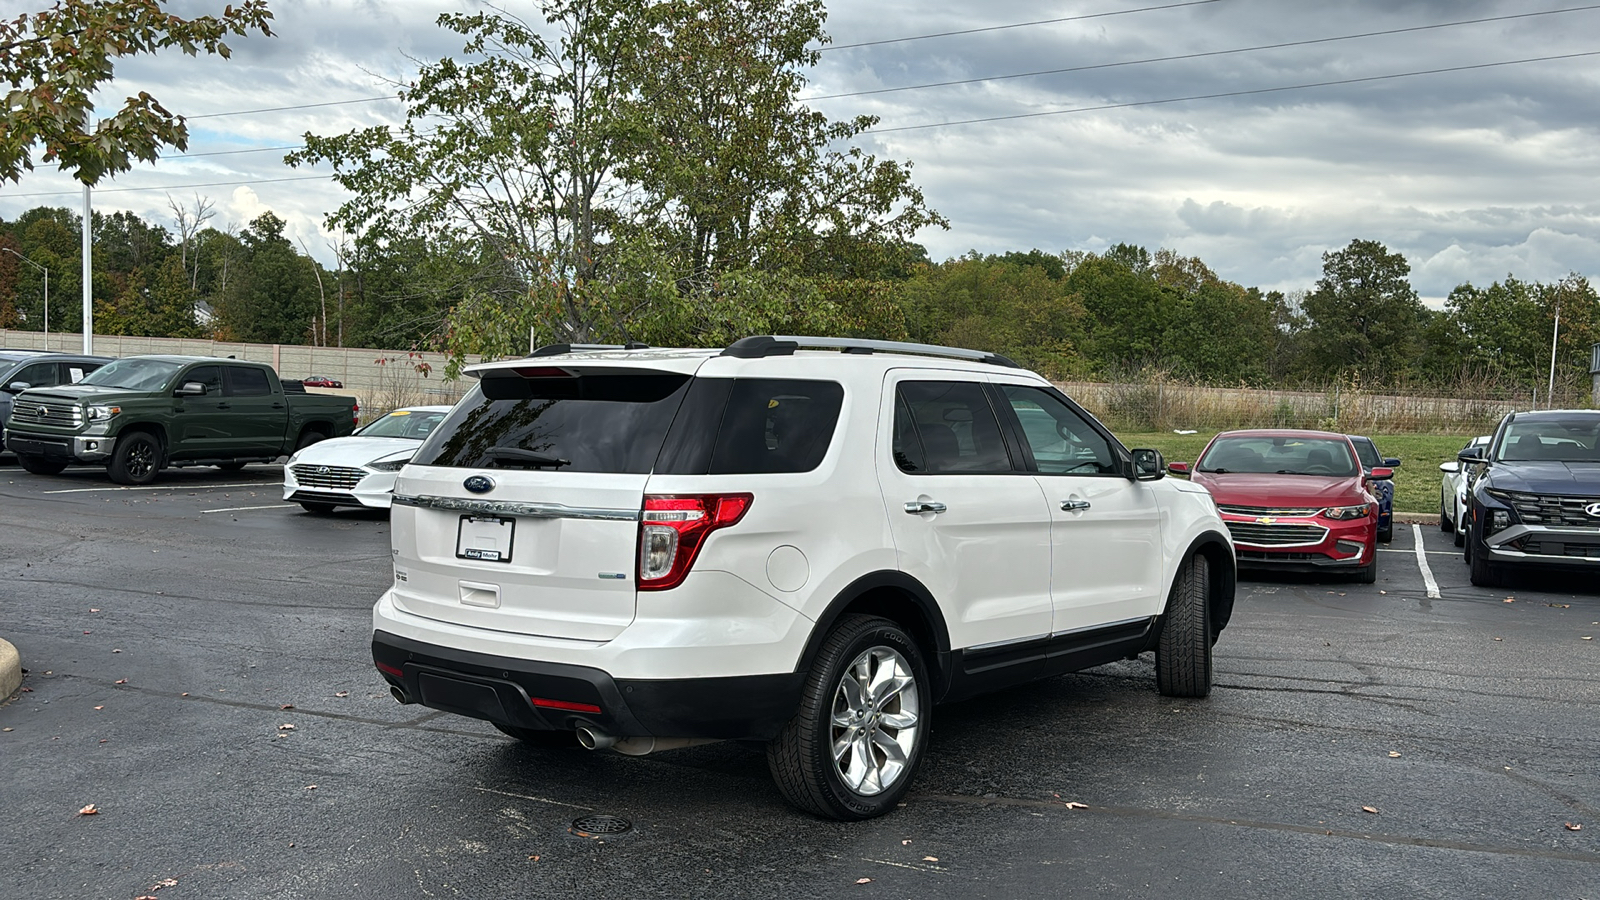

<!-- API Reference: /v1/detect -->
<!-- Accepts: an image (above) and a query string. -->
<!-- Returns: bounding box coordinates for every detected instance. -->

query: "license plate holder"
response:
[456,515,514,563]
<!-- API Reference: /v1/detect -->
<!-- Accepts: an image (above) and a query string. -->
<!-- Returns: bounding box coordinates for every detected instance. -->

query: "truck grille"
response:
[1225,522,1328,546]
[291,464,364,490]
[11,398,81,427]
[1496,491,1600,527]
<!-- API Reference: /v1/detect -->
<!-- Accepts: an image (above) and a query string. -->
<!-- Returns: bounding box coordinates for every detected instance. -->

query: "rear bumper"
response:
[373,630,803,741]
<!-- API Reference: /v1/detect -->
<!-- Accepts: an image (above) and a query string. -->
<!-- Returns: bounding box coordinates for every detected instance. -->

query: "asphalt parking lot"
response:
[2,463,1597,899]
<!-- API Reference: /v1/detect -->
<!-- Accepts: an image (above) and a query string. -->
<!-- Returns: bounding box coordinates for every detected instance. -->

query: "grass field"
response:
[1115,431,1473,516]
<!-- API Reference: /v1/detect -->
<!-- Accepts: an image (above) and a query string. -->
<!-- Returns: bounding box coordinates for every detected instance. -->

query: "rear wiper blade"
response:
[487,447,571,469]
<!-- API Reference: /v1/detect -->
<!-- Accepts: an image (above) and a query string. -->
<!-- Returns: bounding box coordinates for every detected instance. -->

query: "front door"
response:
[876,375,1053,655]
[171,365,227,459]
[992,382,1166,634]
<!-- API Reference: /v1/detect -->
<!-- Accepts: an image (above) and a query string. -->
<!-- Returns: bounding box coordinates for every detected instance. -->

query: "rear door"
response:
[876,374,1054,652]
[389,363,702,643]
[222,365,286,454]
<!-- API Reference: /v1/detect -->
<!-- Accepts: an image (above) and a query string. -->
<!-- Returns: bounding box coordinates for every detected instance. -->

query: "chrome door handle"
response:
[1061,499,1091,511]
[904,500,947,515]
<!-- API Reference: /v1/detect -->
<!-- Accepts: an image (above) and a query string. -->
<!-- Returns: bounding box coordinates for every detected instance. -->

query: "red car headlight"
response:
[1323,505,1372,520]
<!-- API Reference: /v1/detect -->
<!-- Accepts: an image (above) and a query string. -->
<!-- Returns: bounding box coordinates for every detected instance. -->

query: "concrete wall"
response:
[0,330,478,415]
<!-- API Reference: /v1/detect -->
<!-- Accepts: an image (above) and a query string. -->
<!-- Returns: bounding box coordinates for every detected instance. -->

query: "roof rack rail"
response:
[720,335,1021,368]
[529,341,650,357]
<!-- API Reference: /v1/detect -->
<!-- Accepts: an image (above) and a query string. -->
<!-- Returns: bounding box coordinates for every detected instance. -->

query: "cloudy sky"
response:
[5,0,1600,305]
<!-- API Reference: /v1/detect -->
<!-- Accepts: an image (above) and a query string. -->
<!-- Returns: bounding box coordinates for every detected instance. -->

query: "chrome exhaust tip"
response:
[576,726,617,751]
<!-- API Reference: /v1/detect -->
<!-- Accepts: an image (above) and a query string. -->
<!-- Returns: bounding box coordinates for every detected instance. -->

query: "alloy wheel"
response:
[829,645,921,796]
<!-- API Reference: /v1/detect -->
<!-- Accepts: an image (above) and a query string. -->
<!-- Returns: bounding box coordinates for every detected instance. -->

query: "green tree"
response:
[1445,275,1544,381]
[290,0,939,359]
[1,0,274,184]
[214,212,318,343]
[1297,239,1426,382]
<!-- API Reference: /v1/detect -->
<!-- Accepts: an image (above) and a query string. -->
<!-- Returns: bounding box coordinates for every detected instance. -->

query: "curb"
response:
[0,638,19,701]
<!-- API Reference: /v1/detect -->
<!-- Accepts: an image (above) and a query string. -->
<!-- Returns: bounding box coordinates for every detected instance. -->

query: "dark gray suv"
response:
[0,351,114,454]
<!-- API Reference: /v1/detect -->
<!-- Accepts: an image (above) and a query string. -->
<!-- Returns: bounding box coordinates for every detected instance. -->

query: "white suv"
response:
[372,336,1236,820]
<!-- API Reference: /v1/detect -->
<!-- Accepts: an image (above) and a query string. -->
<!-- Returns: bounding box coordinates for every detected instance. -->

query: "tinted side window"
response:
[413,374,692,474]
[184,365,224,395]
[1001,385,1118,475]
[706,379,843,474]
[895,381,1013,474]
[13,362,59,389]
[227,366,272,396]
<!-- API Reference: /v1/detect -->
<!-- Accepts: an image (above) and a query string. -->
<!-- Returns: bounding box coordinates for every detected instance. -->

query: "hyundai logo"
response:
[317,466,330,475]
[1585,501,1600,519]
[464,475,495,494]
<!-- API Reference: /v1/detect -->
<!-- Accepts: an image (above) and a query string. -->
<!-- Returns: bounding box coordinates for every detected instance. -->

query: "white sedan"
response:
[283,405,453,513]
[1438,434,1491,545]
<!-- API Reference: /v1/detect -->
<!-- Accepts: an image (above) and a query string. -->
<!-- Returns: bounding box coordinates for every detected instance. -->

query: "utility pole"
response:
[1547,294,1561,410]
[82,183,93,354]
[2,248,47,347]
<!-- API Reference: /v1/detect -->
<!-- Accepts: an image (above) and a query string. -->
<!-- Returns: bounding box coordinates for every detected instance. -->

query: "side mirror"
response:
[1130,448,1165,481]
[1368,466,1394,481]
[1167,460,1191,476]
[1438,461,1460,474]
[1383,457,1401,468]
[1458,449,1486,464]
[175,382,208,397]
[4,381,30,393]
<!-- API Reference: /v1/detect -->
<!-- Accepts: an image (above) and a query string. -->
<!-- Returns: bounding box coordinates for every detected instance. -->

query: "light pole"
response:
[2,247,48,348]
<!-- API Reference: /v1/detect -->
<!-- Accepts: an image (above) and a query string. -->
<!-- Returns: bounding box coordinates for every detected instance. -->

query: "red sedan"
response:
[301,375,343,388]
[1169,429,1392,583]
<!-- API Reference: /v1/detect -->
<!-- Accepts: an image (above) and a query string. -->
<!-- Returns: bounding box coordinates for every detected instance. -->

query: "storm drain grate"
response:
[570,814,632,837]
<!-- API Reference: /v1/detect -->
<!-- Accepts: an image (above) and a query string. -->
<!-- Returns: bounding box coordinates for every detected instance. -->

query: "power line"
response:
[0,174,329,199]
[187,96,394,119]
[809,4,1600,101]
[173,144,306,158]
[868,49,1600,133]
[822,0,1222,51]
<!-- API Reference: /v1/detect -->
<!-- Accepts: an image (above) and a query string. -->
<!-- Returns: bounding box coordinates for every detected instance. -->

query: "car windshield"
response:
[1197,436,1359,476]
[78,358,184,391]
[357,409,449,439]
[1349,437,1380,468]
[1496,417,1600,462]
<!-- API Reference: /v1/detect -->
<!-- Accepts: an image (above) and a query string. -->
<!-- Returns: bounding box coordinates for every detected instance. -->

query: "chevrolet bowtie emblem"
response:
[1256,516,1276,525]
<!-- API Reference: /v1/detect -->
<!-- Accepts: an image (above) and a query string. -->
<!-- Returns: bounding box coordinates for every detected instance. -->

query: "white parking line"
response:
[202,504,295,514]
[1378,548,1460,556]
[1413,523,1441,599]
[44,482,278,494]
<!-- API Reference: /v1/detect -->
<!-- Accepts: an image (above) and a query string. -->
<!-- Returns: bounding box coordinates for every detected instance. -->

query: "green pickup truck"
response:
[2,355,358,485]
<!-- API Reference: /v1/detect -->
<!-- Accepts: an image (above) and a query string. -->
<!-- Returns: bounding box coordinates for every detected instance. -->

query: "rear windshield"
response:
[412,374,692,474]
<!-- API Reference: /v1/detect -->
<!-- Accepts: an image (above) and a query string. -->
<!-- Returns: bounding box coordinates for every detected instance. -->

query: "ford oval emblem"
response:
[1586,501,1600,518]
[464,475,495,494]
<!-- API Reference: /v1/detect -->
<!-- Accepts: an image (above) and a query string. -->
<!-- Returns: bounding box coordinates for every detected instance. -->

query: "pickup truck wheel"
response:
[108,432,161,485]
[299,501,337,514]
[768,615,929,821]
[295,431,327,451]
[16,453,67,476]
[1156,553,1212,698]
[492,723,581,749]
[217,461,247,472]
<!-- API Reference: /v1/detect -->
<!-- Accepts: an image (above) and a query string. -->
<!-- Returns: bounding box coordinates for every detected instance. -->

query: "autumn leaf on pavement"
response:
[278,723,296,730]
[1061,801,1088,809]
[1388,751,1401,758]
[854,878,872,885]
[279,703,295,710]
[77,804,98,816]
[1362,806,1379,814]
[114,679,127,684]
[1565,822,1583,831]
[334,691,349,698]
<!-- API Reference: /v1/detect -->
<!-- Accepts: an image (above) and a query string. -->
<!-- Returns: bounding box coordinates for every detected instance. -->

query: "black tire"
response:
[1157,553,1213,698]
[1355,554,1378,584]
[492,723,582,749]
[1439,491,1454,533]
[217,461,248,472]
[295,430,328,452]
[1453,528,1465,548]
[767,615,930,820]
[1469,539,1500,587]
[108,431,162,485]
[1378,524,1392,544]
[15,453,67,476]
[299,501,338,514]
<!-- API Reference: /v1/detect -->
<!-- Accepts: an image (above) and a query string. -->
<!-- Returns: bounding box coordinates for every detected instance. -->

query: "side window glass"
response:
[185,365,224,395]
[892,394,926,473]
[227,366,272,396]
[707,379,844,474]
[1001,385,1118,475]
[15,362,59,389]
[67,364,95,383]
[896,381,1013,474]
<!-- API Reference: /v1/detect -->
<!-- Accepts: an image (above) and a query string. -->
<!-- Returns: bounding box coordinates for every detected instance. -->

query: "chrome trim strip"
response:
[963,617,1153,652]
[391,494,640,521]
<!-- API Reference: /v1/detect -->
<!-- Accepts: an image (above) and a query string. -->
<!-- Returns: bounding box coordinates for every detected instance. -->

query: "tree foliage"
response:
[0,0,274,184]
[1297,239,1428,380]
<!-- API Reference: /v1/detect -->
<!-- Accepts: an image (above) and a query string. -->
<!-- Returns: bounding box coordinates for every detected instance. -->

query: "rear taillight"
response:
[352,401,361,428]
[637,493,752,591]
